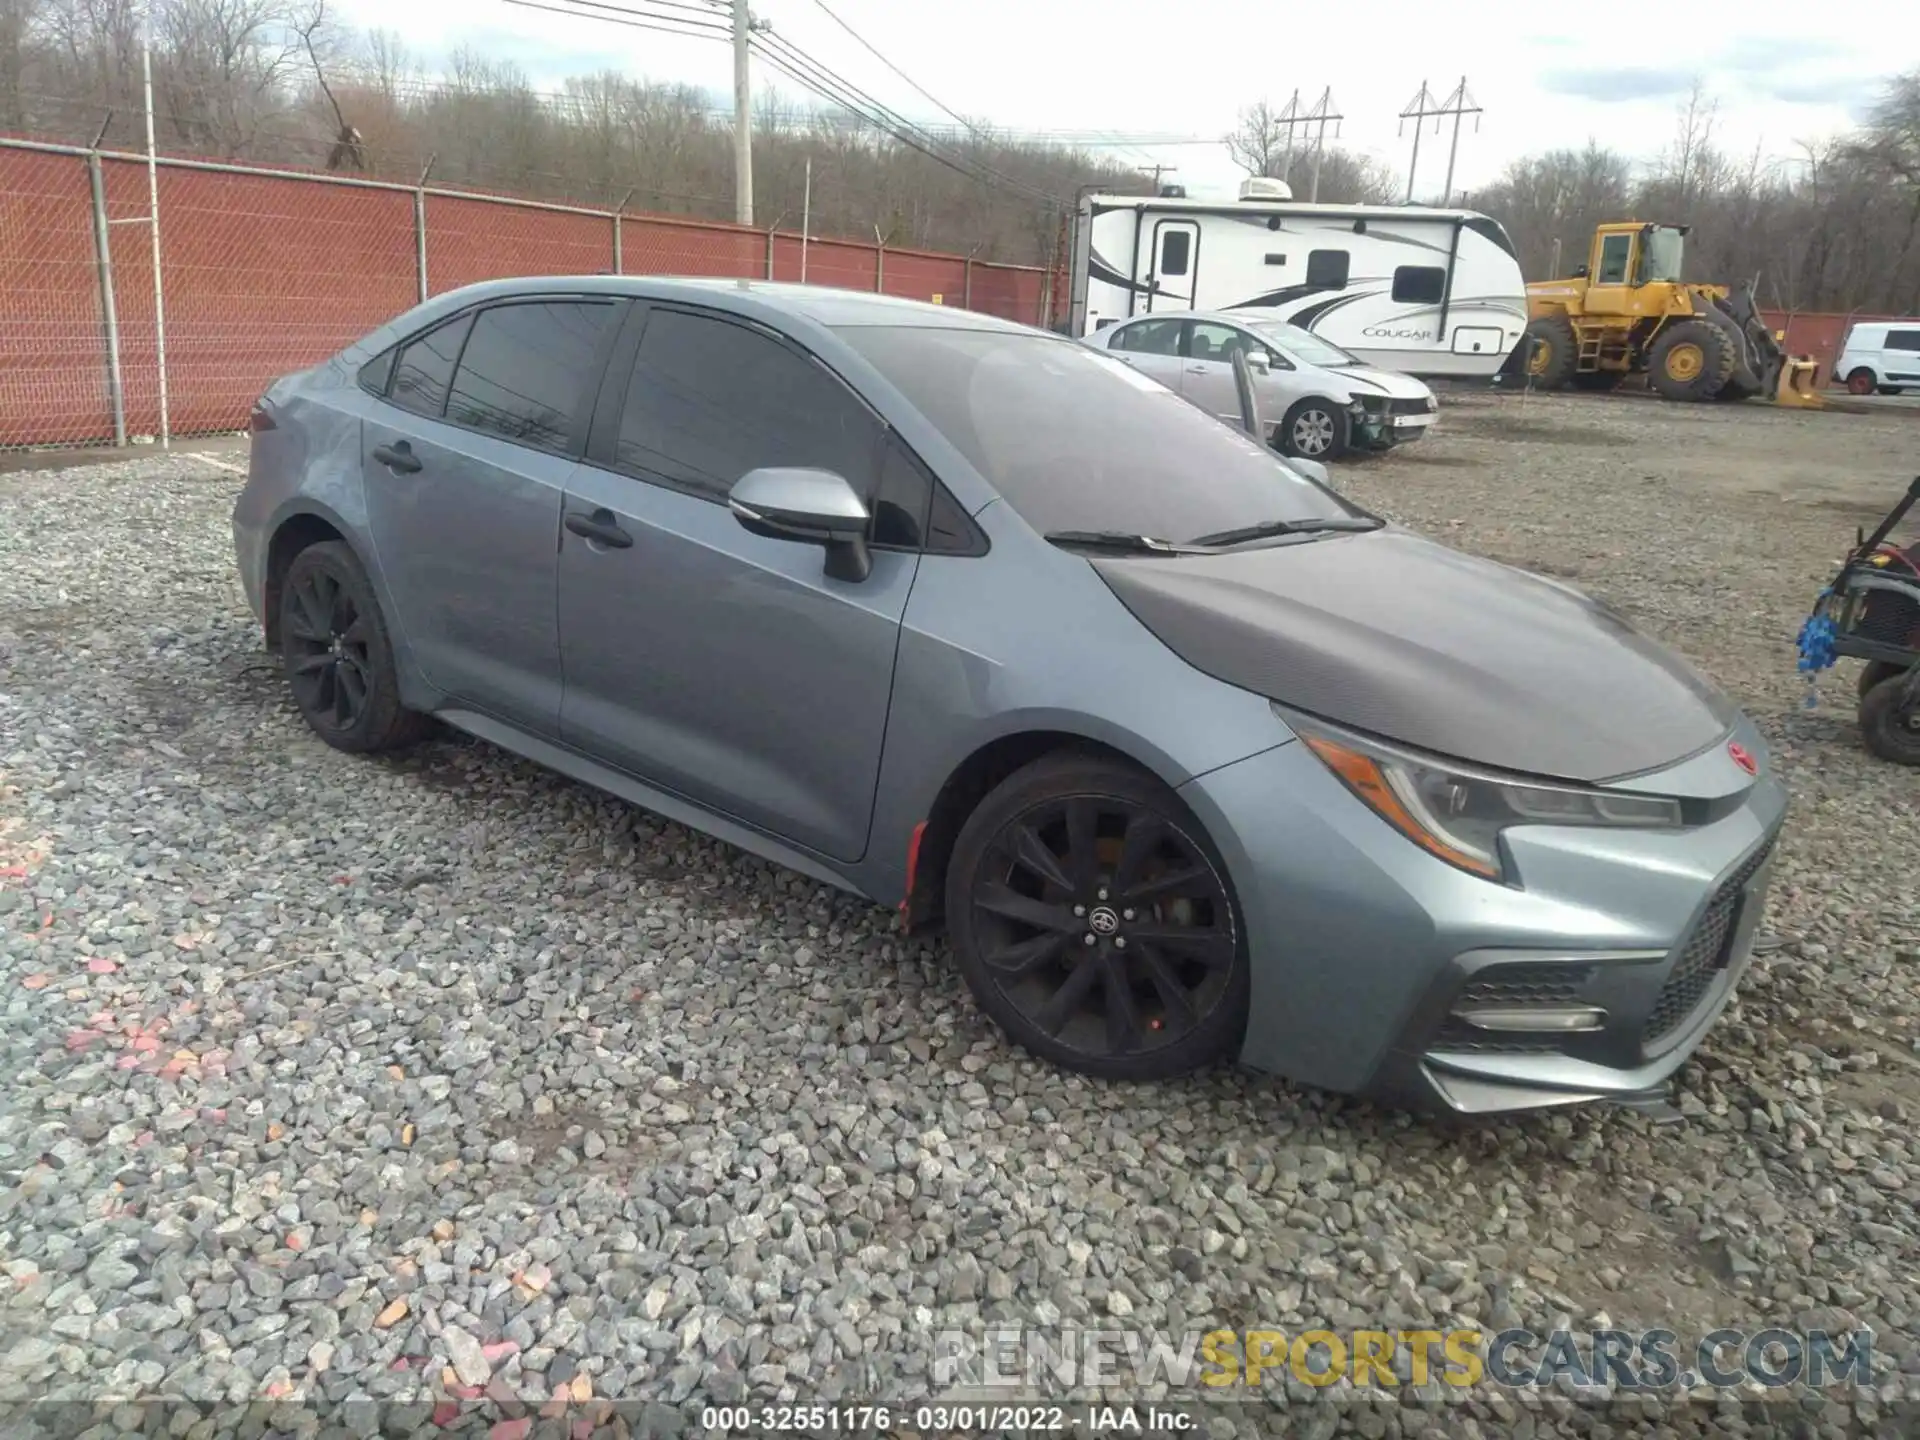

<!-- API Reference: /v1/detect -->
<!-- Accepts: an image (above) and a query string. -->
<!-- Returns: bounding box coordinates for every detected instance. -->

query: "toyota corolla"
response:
[233,277,1786,1115]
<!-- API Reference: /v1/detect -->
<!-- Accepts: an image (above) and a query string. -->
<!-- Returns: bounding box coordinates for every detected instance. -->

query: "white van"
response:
[1835,321,1920,395]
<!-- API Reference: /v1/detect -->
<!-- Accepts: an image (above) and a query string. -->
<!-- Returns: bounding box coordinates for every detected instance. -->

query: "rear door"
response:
[1146,219,1200,312]
[361,296,623,736]
[555,303,920,863]
[1105,316,1187,391]
[1886,328,1920,384]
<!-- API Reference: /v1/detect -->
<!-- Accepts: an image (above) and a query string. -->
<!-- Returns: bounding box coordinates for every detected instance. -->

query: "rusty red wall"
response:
[0,144,1054,448]
[1758,310,1910,389]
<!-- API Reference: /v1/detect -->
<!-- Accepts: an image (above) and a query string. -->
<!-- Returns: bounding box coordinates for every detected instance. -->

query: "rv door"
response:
[1147,219,1199,312]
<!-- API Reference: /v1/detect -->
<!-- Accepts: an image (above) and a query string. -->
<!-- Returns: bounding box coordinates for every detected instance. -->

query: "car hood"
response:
[1327,365,1432,401]
[1092,527,1739,783]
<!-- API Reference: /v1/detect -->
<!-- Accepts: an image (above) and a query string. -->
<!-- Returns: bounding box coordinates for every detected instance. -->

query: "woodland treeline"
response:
[3,0,1917,306]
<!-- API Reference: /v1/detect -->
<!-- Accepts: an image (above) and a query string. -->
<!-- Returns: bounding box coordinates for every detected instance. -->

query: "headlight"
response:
[1283,710,1685,881]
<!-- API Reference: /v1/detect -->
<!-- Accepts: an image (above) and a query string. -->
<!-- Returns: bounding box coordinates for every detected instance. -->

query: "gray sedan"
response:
[1086,310,1438,461]
[233,277,1784,1115]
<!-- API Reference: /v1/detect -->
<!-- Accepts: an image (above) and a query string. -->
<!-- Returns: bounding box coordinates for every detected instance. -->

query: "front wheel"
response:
[944,754,1250,1080]
[1278,398,1347,461]
[1860,671,1920,766]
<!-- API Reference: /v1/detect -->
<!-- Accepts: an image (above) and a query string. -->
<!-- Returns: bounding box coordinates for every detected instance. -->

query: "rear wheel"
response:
[945,754,1249,1080]
[1846,368,1878,396]
[1522,314,1577,390]
[1279,397,1347,461]
[279,541,432,754]
[1649,320,1735,402]
[1859,671,1920,766]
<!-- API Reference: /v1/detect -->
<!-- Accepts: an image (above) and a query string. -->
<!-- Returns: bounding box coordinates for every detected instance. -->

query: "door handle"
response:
[564,509,633,549]
[371,440,423,474]
[1186,365,1208,374]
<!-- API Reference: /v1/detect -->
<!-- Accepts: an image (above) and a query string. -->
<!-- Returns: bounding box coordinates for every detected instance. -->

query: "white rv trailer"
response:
[1068,179,1529,379]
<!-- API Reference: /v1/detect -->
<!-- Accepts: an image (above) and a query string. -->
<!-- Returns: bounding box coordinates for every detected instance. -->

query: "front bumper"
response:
[1178,722,1787,1114]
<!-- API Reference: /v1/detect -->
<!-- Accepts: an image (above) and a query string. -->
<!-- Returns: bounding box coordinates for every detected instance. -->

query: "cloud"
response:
[1538,67,1698,103]
[1754,74,1874,106]
[1713,35,1847,73]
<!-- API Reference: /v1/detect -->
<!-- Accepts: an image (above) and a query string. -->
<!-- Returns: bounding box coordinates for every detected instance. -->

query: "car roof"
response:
[417,274,1034,332]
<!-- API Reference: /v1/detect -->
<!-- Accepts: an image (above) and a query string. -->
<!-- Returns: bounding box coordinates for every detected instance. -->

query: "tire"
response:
[1570,370,1623,392]
[1859,671,1920,766]
[944,753,1250,1081]
[1649,320,1736,402]
[1879,385,1905,397]
[1701,303,1764,399]
[1279,397,1347,461]
[1846,368,1878,396]
[1522,314,1577,390]
[278,540,432,754]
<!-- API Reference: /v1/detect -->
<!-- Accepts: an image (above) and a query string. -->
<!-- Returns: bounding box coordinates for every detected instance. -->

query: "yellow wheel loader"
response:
[1518,222,1822,406]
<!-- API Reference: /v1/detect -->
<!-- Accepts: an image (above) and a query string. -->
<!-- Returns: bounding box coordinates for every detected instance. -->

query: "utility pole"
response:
[1440,76,1481,206]
[1398,81,1437,204]
[732,0,754,225]
[1276,89,1300,182]
[1142,162,1177,193]
[1303,88,1342,203]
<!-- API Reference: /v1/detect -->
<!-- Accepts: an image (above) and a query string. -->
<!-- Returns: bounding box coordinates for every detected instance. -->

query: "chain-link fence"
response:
[0,136,1066,451]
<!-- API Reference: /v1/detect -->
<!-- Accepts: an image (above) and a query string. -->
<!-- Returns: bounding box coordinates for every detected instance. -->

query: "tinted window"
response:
[1887,330,1920,352]
[1392,266,1446,304]
[1112,318,1181,356]
[389,314,472,419]
[833,326,1361,544]
[870,435,931,548]
[1305,250,1349,289]
[616,308,881,502]
[1159,228,1191,278]
[445,301,613,454]
[358,347,396,396]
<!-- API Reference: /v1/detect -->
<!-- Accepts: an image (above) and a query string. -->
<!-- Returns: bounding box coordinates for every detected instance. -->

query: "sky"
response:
[330,0,1911,203]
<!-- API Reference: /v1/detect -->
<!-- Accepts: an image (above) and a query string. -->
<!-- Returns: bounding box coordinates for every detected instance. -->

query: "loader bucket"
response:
[1774,357,1824,408]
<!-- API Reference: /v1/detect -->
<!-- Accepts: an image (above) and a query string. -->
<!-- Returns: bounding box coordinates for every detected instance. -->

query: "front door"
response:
[361,297,621,736]
[556,304,916,863]
[1146,220,1200,312]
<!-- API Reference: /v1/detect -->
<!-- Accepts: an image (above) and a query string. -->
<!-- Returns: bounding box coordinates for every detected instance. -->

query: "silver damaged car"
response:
[232,277,1787,1115]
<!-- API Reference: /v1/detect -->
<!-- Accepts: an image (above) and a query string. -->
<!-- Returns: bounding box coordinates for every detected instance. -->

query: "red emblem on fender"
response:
[1728,742,1758,776]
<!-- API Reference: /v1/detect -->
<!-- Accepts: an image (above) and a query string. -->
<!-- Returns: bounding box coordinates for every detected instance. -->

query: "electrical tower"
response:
[1398,76,1482,205]
[1260,88,1343,202]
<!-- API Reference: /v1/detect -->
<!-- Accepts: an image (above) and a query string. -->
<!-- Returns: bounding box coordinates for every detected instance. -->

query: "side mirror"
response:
[728,467,873,582]
[1243,348,1271,374]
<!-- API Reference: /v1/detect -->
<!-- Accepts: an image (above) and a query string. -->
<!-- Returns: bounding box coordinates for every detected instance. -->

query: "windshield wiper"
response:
[1188,516,1382,548]
[1044,530,1199,555]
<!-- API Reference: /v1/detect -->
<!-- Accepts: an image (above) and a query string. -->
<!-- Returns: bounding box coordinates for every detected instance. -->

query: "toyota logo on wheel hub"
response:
[1088,906,1121,936]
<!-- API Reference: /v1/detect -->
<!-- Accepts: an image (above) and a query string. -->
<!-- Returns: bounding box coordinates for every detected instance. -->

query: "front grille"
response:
[1432,964,1596,1053]
[1857,589,1920,648]
[1644,838,1775,1046]
[1389,397,1436,415]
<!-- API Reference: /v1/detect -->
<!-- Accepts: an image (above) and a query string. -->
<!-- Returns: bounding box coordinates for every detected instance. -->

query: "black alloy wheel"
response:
[278,541,431,753]
[947,755,1248,1079]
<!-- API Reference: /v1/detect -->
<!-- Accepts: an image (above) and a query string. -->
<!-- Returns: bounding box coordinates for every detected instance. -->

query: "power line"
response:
[799,0,974,136]
[499,0,730,44]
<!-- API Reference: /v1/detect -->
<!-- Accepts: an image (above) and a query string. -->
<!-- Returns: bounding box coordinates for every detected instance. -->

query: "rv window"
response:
[1391,266,1447,305]
[1887,329,1920,351]
[1264,253,1286,266]
[1112,318,1182,356]
[1305,250,1349,289]
[1159,230,1192,278]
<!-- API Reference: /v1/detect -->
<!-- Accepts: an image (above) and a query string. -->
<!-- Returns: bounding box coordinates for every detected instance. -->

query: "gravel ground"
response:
[2,396,1918,1438]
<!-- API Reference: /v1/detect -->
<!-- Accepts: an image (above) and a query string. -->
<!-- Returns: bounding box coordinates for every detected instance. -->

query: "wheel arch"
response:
[262,506,356,651]
[900,726,1180,933]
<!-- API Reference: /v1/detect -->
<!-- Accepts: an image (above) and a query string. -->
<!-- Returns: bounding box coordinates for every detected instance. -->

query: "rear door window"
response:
[1887,330,1920,352]
[1112,318,1182,355]
[445,300,615,455]
[388,314,473,419]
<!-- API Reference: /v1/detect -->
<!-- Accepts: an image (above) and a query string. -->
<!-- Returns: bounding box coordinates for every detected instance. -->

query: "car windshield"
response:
[1244,320,1359,368]
[834,326,1365,543]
